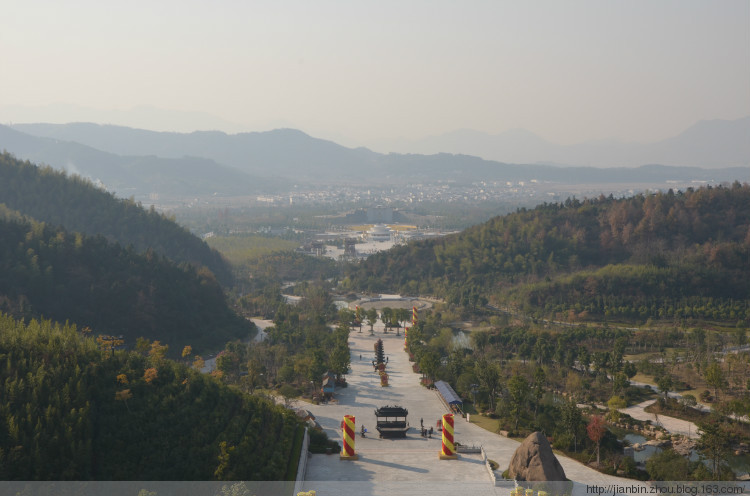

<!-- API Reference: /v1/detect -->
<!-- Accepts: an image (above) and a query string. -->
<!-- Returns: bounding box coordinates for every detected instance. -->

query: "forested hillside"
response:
[345,183,750,323]
[0,206,250,353]
[0,152,233,286]
[0,314,301,480]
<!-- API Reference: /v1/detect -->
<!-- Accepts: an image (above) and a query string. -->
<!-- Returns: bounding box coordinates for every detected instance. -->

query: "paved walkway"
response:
[201,318,272,373]
[300,329,641,495]
[620,400,700,439]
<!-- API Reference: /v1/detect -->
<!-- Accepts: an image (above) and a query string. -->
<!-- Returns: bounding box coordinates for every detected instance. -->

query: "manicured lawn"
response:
[463,403,502,433]
[631,372,656,385]
[468,412,502,434]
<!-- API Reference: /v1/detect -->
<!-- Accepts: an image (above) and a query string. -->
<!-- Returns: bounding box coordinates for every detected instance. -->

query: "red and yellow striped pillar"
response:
[412,306,418,327]
[439,413,457,459]
[340,415,358,460]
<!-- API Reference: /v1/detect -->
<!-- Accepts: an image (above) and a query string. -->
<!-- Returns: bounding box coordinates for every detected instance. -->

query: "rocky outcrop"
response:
[672,437,697,457]
[507,432,567,481]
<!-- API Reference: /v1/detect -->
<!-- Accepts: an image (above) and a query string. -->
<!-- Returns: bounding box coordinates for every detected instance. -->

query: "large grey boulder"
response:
[507,432,567,481]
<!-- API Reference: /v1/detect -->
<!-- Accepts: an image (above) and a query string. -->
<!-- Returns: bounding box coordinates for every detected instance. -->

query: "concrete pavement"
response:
[300,328,641,495]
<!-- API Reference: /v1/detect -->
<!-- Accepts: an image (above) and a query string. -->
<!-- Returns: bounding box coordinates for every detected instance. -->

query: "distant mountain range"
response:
[0,124,284,197]
[394,117,750,168]
[1,119,747,200]
[6,123,380,185]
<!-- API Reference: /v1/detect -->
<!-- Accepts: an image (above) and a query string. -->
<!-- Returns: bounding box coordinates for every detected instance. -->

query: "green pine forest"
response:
[0,153,309,482]
[344,183,750,325]
[0,204,251,355]
[0,152,233,286]
[0,313,301,480]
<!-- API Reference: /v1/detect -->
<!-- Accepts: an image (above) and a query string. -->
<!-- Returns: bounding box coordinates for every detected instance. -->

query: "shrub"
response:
[646,449,690,480]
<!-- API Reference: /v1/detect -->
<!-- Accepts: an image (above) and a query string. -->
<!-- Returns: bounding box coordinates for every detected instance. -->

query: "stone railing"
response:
[480,446,516,488]
[457,444,482,454]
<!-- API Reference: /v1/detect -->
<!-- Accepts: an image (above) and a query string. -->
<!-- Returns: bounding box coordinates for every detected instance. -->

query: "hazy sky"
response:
[2,0,748,150]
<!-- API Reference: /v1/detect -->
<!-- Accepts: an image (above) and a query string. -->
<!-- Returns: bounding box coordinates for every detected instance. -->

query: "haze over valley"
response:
[1,119,747,225]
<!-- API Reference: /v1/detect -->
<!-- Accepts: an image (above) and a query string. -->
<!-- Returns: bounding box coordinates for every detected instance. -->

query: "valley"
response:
[0,148,748,486]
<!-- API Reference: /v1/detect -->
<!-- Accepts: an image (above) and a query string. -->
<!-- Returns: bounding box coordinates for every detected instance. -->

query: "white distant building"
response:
[366,224,392,242]
[379,294,402,300]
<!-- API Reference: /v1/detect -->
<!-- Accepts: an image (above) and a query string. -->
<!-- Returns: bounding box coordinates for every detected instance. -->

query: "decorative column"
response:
[439,413,457,459]
[340,415,358,460]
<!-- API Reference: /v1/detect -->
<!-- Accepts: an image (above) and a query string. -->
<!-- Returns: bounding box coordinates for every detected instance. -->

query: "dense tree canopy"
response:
[0,152,233,285]
[0,206,251,354]
[0,313,301,480]
[344,184,750,324]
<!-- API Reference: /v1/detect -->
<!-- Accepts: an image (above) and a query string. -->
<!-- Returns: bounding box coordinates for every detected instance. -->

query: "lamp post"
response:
[470,384,479,409]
